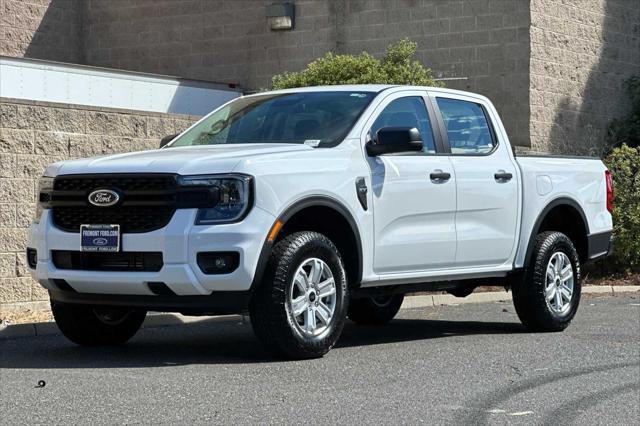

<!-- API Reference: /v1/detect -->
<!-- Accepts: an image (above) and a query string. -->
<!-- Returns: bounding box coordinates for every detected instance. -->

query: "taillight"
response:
[605,170,613,213]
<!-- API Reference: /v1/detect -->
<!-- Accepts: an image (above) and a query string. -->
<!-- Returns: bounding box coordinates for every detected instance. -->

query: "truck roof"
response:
[246,84,491,103]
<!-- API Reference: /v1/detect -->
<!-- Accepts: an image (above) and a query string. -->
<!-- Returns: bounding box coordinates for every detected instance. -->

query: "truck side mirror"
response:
[366,127,423,156]
[159,134,179,148]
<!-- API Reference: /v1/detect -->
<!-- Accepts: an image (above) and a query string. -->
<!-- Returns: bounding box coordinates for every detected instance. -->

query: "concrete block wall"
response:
[0,98,197,309]
[82,0,532,146]
[3,0,639,153]
[338,0,531,147]
[83,0,336,89]
[529,0,640,155]
[0,0,83,63]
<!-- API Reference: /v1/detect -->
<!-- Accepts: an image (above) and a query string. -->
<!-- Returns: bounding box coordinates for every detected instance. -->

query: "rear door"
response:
[429,93,519,268]
[365,91,457,274]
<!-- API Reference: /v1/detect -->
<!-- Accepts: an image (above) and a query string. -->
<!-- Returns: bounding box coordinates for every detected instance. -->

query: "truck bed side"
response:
[514,156,612,268]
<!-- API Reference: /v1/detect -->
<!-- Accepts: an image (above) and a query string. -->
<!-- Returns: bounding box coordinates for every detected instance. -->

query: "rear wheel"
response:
[51,300,146,345]
[348,294,404,325]
[512,231,581,332]
[249,231,348,359]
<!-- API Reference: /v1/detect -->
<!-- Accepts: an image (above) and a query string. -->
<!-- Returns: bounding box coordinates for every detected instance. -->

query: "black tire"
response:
[249,231,349,359]
[51,300,146,346]
[512,231,581,332]
[348,294,404,325]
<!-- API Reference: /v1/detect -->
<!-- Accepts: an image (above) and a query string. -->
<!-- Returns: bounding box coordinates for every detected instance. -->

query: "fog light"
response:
[27,248,37,269]
[197,252,240,275]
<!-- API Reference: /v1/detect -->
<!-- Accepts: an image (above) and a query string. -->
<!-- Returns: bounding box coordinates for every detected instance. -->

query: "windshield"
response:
[168,91,375,148]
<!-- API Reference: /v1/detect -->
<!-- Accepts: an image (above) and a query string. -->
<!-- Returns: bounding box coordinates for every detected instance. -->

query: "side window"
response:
[371,96,436,154]
[436,98,495,154]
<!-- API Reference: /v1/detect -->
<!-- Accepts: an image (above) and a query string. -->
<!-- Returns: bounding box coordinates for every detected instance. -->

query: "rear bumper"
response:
[587,230,613,262]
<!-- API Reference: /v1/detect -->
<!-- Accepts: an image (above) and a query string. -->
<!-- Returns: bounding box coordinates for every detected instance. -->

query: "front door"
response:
[366,92,457,274]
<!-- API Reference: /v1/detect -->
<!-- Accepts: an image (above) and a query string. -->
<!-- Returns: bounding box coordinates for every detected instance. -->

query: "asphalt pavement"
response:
[1,294,638,425]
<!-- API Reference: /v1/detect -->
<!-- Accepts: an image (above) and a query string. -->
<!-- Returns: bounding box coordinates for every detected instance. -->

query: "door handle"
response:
[494,171,513,182]
[430,170,451,183]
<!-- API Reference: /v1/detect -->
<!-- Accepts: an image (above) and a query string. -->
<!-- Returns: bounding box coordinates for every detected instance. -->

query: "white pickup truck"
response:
[28,85,613,359]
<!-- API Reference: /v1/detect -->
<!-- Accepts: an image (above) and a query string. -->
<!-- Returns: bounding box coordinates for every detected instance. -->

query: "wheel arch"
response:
[252,196,363,290]
[524,197,590,266]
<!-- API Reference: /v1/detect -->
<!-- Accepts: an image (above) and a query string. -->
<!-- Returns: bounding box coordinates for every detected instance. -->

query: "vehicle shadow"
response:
[338,318,523,348]
[0,318,524,369]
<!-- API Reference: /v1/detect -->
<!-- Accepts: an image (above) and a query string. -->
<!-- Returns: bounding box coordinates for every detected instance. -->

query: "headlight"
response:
[34,176,54,223]
[179,174,252,224]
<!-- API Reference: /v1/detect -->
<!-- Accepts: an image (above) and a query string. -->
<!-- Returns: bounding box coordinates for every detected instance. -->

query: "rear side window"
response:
[436,98,495,155]
[370,96,436,154]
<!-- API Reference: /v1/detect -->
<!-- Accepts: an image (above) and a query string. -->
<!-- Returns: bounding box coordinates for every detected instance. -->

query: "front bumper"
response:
[47,288,251,315]
[27,207,275,299]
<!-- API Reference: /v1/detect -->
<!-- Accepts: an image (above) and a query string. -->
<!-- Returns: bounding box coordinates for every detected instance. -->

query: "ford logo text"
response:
[88,189,120,207]
[92,237,108,246]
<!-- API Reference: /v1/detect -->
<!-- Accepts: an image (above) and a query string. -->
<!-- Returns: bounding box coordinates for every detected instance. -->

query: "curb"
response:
[1,285,638,341]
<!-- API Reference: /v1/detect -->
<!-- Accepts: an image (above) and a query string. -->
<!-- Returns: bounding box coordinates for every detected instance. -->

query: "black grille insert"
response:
[53,206,175,233]
[52,250,164,272]
[45,174,218,233]
[54,175,177,192]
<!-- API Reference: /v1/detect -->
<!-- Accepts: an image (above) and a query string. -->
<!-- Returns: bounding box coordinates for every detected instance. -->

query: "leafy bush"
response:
[603,144,640,270]
[607,76,640,151]
[271,39,442,89]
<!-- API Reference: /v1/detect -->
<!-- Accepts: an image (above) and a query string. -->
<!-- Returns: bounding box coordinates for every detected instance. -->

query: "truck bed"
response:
[513,155,611,268]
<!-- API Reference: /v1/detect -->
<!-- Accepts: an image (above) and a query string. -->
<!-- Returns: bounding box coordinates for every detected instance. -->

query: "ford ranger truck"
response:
[27,85,614,359]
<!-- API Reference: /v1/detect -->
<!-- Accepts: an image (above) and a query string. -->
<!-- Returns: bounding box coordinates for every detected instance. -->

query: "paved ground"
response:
[1,294,638,425]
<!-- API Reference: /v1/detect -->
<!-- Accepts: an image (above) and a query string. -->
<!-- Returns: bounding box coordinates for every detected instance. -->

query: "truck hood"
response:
[47,144,314,176]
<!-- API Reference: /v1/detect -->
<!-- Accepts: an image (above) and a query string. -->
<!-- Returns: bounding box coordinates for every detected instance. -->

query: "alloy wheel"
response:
[288,258,337,336]
[544,252,574,315]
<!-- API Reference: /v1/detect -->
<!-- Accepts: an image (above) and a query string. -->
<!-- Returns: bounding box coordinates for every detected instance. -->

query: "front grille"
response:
[52,250,163,272]
[45,174,217,233]
[53,206,175,233]
[54,175,177,192]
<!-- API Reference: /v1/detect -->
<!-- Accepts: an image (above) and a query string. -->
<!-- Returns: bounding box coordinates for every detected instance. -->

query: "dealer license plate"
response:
[80,224,120,252]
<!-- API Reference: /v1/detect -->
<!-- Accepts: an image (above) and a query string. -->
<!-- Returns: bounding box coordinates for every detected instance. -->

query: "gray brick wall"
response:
[0,98,197,308]
[3,0,638,152]
[83,0,336,89]
[529,0,640,154]
[0,0,83,63]
[82,0,532,146]
[337,0,531,147]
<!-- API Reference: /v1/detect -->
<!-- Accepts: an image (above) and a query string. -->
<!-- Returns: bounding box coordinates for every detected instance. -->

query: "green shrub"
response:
[603,144,640,270]
[271,39,442,89]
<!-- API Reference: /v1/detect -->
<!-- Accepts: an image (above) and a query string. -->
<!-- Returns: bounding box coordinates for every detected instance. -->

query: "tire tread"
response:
[512,231,581,332]
[249,231,348,359]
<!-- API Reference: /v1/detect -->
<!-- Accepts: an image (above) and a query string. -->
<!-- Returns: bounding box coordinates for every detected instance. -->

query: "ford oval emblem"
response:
[88,189,120,207]
[93,237,108,246]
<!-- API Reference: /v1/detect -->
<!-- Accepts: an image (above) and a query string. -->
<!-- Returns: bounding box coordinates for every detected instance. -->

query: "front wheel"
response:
[249,231,348,359]
[51,300,146,345]
[512,231,581,332]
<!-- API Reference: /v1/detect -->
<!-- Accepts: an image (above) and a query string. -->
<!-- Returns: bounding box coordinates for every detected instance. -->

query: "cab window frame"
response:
[366,93,445,156]
[430,95,499,157]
